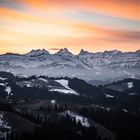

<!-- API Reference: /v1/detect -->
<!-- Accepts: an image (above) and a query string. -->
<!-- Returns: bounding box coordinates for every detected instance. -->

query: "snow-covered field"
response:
[49,79,79,95]
[106,94,114,98]
[55,79,71,90]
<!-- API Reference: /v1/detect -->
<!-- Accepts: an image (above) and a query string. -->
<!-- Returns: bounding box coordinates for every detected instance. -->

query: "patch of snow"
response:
[26,84,32,87]
[48,85,54,88]
[106,94,114,98]
[0,113,11,129]
[106,108,111,111]
[130,75,135,79]
[0,83,5,86]
[122,109,128,113]
[0,85,13,96]
[127,82,133,88]
[0,113,11,140]
[5,86,12,95]
[24,81,32,87]
[55,79,70,89]
[50,100,56,104]
[0,77,7,81]
[49,89,78,95]
[54,79,79,95]
[128,93,137,96]
[39,78,48,83]
[100,106,105,109]
[62,111,90,127]
[96,71,100,75]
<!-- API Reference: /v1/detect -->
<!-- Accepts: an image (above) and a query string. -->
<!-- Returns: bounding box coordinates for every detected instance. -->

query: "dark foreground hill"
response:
[0,72,140,140]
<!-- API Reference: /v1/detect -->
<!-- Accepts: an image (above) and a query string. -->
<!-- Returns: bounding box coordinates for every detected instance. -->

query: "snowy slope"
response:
[53,79,78,95]
[15,77,79,95]
[61,110,90,127]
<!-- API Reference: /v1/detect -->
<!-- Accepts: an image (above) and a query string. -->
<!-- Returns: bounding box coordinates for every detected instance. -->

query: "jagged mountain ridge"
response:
[0,48,140,81]
[25,49,50,57]
[78,49,140,68]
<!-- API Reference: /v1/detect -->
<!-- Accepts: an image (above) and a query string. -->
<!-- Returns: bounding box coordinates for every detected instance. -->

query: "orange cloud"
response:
[19,0,140,20]
[0,16,139,54]
[76,0,140,20]
[0,1,140,54]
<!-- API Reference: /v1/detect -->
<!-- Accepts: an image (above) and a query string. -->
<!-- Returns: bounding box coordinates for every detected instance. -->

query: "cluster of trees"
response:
[9,82,92,105]
[68,78,140,112]
[0,101,106,140]
[0,101,13,112]
[79,107,140,140]
[1,72,140,112]
[15,103,68,124]
[7,114,107,140]
[1,72,140,140]
[1,99,140,140]
[0,85,7,98]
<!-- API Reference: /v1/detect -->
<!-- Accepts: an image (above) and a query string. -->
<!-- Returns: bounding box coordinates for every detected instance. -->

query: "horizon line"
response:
[0,48,139,56]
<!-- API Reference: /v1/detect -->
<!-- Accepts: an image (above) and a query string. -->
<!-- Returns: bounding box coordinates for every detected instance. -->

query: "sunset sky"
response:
[0,0,140,54]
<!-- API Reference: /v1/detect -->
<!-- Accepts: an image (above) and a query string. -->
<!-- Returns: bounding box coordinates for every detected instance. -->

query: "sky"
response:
[0,0,140,54]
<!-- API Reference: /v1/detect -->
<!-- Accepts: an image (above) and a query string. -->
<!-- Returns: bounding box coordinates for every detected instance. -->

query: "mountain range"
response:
[0,48,140,82]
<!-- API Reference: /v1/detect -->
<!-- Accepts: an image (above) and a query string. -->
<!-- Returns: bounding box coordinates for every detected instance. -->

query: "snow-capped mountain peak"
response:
[102,50,122,55]
[25,49,50,57]
[0,48,139,81]
[79,49,122,57]
[56,48,74,57]
[79,49,85,55]
[135,49,140,55]
[78,49,93,56]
